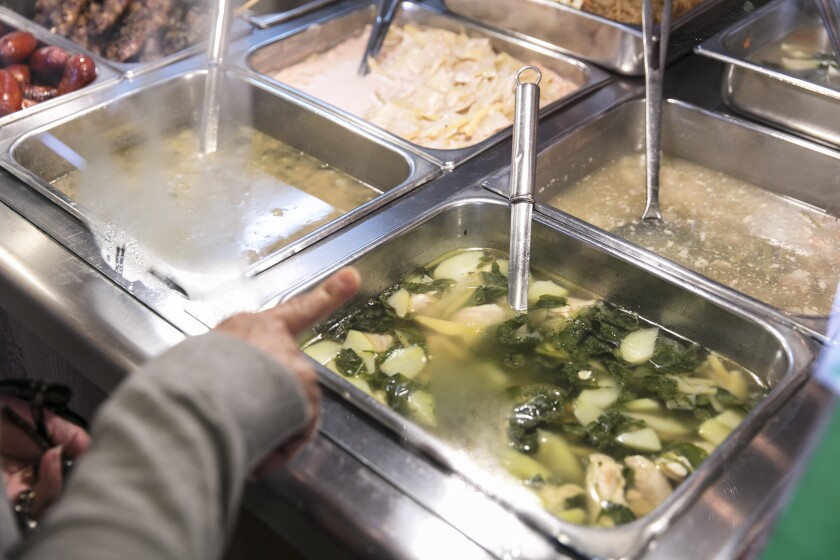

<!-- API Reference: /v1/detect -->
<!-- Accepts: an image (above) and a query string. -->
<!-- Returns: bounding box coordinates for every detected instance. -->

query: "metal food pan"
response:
[0,66,439,294]
[442,0,749,75]
[485,96,840,339]
[0,9,120,131]
[237,0,341,29]
[241,0,610,169]
[0,0,251,77]
[284,191,813,560]
[697,0,840,148]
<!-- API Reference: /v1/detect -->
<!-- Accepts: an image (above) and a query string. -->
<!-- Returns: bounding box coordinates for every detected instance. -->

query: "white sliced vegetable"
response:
[698,418,732,446]
[616,427,662,452]
[624,455,672,517]
[556,508,587,525]
[451,303,507,328]
[716,409,745,430]
[620,328,658,365]
[497,259,510,278]
[386,288,411,318]
[380,346,427,379]
[577,387,620,409]
[536,430,585,485]
[781,56,821,70]
[414,315,467,337]
[674,376,718,396]
[573,401,604,426]
[303,340,342,365]
[408,292,436,314]
[499,447,553,480]
[622,398,661,412]
[528,280,569,305]
[366,333,394,353]
[707,354,750,401]
[624,412,691,439]
[407,390,437,428]
[433,251,484,281]
[342,330,376,374]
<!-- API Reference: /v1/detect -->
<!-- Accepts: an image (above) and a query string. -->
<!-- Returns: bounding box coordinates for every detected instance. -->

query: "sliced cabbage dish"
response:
[302,249,768,527]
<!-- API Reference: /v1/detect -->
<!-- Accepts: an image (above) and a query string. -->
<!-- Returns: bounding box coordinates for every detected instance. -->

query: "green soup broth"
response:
[302,248,768,527]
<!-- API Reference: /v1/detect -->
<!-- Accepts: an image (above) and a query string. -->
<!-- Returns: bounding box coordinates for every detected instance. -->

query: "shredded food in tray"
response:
[273,24,578,150]
[551,0,705,24]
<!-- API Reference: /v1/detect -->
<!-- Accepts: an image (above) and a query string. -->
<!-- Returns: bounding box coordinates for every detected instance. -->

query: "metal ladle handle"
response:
[507,66,541,313]
[640,0,672,222]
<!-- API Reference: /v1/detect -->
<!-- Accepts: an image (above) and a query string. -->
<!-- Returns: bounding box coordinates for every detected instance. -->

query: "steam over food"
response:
[303,249,767,526]
[272,24,579,150]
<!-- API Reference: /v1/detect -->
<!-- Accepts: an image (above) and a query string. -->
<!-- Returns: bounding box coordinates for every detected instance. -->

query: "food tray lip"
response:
[0,61,441,279]
[443,0,715,38]
[0,8,121,132]
[483,94,838,341]
[695,0,840,101]
[440,0,738,75]
[0,4,253,78]
[236,0,612,170]
[239,0,342,29]
[280,188,814,560]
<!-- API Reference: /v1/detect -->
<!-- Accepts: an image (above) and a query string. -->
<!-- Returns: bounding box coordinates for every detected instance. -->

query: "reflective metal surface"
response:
[486,96,840,341]
[0,1,835,557]
[0,56,438,329]
[238,0,342,29]
[697,0,840,147]
[242,0,611,168]
[442,0,756,75]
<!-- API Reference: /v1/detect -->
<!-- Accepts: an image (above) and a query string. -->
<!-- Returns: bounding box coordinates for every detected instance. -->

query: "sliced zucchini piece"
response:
[620,328,658,365]
[380,346,427,379]
[303,340,342,365]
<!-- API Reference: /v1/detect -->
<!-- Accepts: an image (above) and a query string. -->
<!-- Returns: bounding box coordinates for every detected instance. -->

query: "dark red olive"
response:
[57,54,96,95]
[0,31,37,66]
[5,64,30,86]
[29,45,69,86]
[0,69,23,116]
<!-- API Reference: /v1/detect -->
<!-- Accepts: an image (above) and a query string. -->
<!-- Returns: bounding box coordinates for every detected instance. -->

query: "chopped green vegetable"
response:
[531,294,569,310]
[466,284,508,307]
[565,493,587,510]
[496,315,540,349]
[584,410,644,455]
[347,301,395,334]
[335,348,365,377]
[403,279,456,294]
[598,502,637,525]
[650,337,705,374]
[665,442,709,469]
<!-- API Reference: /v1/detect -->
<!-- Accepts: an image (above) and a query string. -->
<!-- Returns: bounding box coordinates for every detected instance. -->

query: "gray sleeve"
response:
[10,331,310,560]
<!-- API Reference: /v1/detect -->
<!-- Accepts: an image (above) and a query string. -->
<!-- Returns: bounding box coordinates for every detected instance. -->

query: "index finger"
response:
[273,267,361,335]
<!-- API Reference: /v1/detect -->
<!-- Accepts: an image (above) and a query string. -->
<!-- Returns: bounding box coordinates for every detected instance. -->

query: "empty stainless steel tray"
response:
[443,0,750,75]
[284,191,814,560]
[241,0,610,168]
[0,64,438,305]
[486,96,840,339]
[697,0,840,147]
